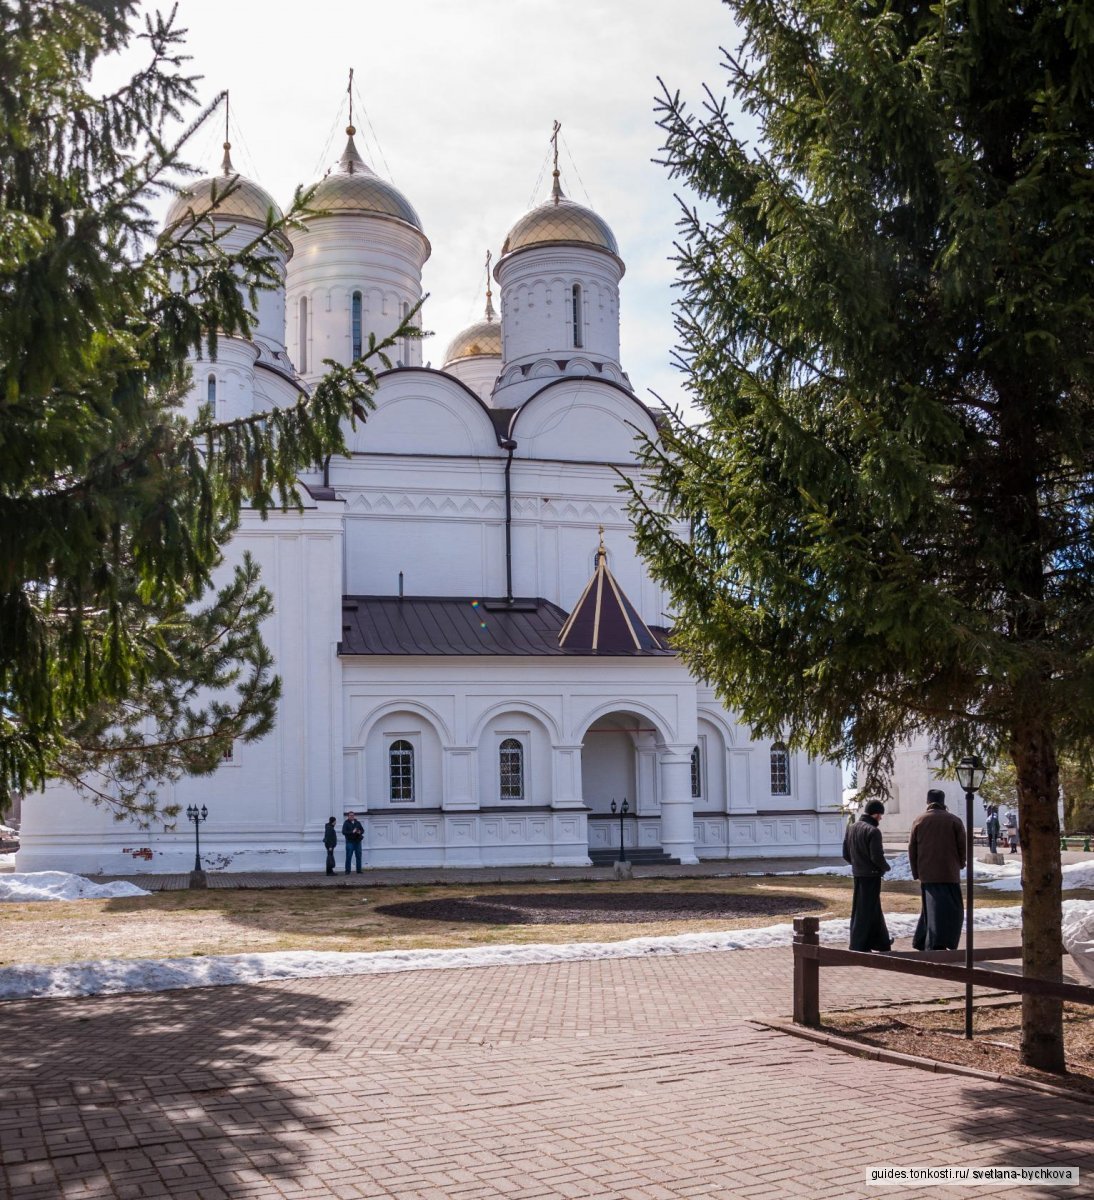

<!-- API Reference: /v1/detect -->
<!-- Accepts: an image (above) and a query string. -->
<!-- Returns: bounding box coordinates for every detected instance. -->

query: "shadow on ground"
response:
[949,1076,1094,1182]
[0,984,352,1196]
[371,890,829,924]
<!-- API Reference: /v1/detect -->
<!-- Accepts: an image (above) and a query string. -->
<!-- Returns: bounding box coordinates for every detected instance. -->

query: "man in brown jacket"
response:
[908,788,967,950]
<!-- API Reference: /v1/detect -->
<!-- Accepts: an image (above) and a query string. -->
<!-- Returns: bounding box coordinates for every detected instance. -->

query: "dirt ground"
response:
[0,875,1039,966]
[820,1001,1094,1097]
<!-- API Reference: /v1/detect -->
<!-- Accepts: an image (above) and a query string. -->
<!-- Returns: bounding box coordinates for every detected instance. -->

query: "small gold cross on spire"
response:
[221,89,234,174]
[484,250,496,321]
[550,119,562,203]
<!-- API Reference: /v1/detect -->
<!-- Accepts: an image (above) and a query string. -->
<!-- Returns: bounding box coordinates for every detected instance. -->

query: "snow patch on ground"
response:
[1,901,1076,1003]
[0,872,149,903]
[981,860,1094,893]
[792,853,1022,883]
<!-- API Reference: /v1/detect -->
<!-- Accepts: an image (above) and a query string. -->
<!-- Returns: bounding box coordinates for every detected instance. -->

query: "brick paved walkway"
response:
[1,931,1089,1200]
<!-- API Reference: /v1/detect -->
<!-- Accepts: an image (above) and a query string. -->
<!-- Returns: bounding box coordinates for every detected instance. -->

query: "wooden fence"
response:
[791,916,1094,1027]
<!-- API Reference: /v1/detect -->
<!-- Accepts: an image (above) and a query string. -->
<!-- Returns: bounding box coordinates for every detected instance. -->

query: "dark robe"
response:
[912,882,964,951]
[849,876,893,952]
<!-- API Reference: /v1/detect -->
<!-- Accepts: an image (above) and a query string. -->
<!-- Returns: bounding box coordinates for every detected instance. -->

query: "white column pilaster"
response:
[551,744,586,808]
[442,746,478,811]
[659,745,698,864]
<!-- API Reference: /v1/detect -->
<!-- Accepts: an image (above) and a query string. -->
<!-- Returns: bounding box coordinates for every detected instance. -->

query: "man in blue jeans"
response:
[342,811,364,873]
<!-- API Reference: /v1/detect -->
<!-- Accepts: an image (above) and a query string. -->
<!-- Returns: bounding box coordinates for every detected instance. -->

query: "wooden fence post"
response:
[793,916,821,1027]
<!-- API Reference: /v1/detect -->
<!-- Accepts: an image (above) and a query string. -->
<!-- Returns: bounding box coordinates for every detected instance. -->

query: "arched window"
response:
[770,743,791,795]
[389,739,414,802]
[691,745,702,799]
[206,374,216,406]
[351,291,363,361]
[298,297,308,372]
[571,283,583,348]
[499,738,524,800]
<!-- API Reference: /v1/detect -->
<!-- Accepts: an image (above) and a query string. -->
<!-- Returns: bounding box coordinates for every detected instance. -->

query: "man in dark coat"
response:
[323,817,338,876]
[985,806,1001,854]
[842,799,892,952]
[909,788,967,950]
[342,811,365,874]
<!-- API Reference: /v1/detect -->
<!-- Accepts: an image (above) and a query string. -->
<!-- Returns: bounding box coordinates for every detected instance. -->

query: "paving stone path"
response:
[1,929,1090,1199]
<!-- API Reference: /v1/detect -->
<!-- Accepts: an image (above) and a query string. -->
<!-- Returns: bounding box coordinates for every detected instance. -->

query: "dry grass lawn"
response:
[0,875,1036,967]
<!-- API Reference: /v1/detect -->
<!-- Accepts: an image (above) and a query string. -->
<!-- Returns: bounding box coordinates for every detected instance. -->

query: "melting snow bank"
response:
[981,860,1094,892]
[792,853,1019,883]
[791,853,1094,891]
[0,872,149,902]
[8,902,1093,1003]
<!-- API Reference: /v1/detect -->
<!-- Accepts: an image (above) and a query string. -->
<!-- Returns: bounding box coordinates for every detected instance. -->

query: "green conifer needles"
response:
[0,2,418,817]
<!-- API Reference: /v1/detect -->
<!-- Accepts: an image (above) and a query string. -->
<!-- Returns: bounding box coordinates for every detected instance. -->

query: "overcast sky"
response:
[134,0,740,411]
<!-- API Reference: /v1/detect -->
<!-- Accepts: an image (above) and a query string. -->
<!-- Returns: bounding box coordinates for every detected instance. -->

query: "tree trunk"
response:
[1011,719,1064,1073]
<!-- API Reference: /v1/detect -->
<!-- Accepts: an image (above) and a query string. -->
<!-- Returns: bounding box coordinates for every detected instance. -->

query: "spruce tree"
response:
[634,1,1093,1071]
[0,3,408,820]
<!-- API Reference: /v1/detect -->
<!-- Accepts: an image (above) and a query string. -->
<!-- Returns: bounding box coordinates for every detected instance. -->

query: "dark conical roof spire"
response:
[558,529,661,652]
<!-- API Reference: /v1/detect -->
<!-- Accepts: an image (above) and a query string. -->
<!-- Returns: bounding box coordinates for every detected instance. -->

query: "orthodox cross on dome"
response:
[558,529,661,653]
[484,250,496,321]
[550,119,563,204]
[220,89,235,175]
[339,68,369,175]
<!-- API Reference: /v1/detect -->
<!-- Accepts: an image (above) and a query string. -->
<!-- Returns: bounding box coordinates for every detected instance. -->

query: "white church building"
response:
[17,126,844,874]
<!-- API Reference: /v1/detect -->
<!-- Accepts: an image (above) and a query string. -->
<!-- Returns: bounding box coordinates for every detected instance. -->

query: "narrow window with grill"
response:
[351,291,363,361]
[770,743,791,795]
[389,739,414,802]
[571,284,583,348]
[499,738,524,801]
[691,745,702,799]
[298,297,308,372]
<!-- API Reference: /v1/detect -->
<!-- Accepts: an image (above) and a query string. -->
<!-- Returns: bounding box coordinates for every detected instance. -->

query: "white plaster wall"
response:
[15,501,346,875]
[332,371,671,625]
[881,733,989,838]
[443,356,501,404]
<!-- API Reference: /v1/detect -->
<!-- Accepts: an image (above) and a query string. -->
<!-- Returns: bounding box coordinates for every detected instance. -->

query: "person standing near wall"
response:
[323,817,338,876]
[909,788,967,950]
[1003,808,1019,854]
[985,806,1000,855]
[342,811,364,874]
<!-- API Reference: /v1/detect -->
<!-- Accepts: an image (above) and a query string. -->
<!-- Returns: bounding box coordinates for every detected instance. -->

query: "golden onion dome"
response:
[444,316,501,365]
[501,171,619,260]
[164,144,283,230]
[306,127,424,232]
[444,255,502,366]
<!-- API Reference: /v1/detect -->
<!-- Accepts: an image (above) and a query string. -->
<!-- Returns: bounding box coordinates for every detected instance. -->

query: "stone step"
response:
[588,848,681,867]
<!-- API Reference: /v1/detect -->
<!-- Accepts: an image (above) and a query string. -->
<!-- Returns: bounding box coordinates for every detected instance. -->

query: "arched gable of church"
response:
[349,370,501,457]
[511,379,659,463]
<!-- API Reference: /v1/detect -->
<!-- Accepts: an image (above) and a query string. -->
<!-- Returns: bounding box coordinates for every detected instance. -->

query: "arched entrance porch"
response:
[580,710,696,864]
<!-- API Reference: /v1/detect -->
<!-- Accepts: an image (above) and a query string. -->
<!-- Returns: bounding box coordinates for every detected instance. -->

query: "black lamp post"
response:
[186,803,208,889]
[956,755,986,1039]
[610,797,629,863]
